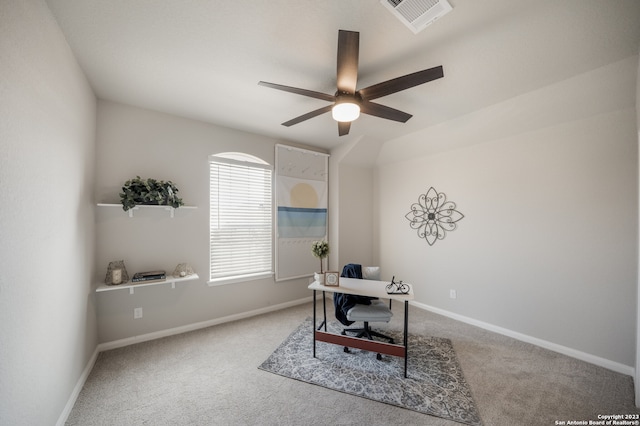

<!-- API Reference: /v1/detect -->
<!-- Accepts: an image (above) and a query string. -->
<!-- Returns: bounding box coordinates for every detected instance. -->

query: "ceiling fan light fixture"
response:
[332,101,360,122]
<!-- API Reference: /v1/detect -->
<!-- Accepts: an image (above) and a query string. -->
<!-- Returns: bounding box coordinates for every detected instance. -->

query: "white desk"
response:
[308,277,414,377]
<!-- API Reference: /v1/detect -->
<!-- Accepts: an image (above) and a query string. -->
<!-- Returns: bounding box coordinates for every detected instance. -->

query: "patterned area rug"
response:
[259,318,482,426]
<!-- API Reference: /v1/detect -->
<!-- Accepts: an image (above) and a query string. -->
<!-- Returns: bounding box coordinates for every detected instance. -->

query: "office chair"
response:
[337,264,394,360]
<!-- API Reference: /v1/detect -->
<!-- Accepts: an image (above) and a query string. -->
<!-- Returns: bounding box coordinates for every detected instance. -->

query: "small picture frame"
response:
[324,271,340,287]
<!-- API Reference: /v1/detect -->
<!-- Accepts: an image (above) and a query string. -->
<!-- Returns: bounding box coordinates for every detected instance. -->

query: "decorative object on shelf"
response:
[131,270,166,283]
[172,263,195,278]
[314,272,325,285]
[324,271,340,287]
[119,176,184,211]
[112,269,123,285]
[105,260,129,285]
[311,239,330,274]
[405,187,464,246]
[385,276,410,294]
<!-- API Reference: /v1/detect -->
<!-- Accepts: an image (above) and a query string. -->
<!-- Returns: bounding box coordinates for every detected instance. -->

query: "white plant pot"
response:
[314,272,325,284]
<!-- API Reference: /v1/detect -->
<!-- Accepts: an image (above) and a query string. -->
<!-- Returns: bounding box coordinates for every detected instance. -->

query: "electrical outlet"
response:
[134,307,143,319]
[449,289,457,299]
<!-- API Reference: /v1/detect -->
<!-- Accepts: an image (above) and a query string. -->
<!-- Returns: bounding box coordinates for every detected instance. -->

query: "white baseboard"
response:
[58,295,316,425]
[410,301,635,377]
[98,295,316,352]
[56,346,100,426]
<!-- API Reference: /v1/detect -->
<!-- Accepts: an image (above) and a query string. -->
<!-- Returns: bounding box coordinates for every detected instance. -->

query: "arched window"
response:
[209,152,273,284]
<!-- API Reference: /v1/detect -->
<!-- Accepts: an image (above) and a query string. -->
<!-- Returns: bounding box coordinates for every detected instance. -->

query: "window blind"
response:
[209,155,273,283]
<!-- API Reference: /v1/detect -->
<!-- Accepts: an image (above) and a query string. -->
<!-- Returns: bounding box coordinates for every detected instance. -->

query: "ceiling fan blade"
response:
[281,105,333,127]
[336,30,359,94]
[360,100,412,123]
[338,121,351,136]
[258,81,335,102]
[357,66,444,101]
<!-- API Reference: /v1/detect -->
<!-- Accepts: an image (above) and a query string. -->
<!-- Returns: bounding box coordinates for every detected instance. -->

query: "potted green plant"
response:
[119,176,184,211]
[311,240,330,283]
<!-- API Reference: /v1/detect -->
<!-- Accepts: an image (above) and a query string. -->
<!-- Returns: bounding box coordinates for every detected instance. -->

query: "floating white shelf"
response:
[96,273,199,294]
[97,203,197,218]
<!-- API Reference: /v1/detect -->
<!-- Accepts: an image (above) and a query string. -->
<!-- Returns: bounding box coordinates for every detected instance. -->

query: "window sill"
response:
[208,272,274,287]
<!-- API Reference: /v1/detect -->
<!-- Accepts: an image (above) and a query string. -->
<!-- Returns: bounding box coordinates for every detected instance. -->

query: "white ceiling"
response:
[45,0,640,151]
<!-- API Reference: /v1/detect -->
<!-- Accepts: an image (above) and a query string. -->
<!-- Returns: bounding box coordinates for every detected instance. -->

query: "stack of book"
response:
[131,270,166,283]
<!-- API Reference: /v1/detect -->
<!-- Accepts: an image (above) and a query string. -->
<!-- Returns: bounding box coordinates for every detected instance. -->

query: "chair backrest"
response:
[341,264,381,280]
[362,266,380,281]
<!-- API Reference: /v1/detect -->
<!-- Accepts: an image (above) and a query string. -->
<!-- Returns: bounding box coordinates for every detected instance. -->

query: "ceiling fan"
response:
[258,29,444,136]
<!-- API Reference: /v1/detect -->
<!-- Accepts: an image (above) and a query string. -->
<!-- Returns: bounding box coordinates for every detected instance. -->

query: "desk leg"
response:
[316,292,327,331]
[313,290,317,358]
[404,300,409,378]
[322,291,327,331]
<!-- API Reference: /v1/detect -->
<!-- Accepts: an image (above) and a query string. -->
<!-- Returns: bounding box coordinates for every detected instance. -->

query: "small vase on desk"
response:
[314,272,325,284]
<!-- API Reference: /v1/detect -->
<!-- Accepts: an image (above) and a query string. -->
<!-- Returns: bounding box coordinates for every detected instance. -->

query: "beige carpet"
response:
[66,302,639,425]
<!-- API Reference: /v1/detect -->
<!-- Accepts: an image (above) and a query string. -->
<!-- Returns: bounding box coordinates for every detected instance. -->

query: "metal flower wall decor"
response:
[405,187,464,246]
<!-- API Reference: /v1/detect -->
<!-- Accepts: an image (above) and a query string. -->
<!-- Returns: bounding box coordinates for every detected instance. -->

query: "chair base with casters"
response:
[342,299,393,360]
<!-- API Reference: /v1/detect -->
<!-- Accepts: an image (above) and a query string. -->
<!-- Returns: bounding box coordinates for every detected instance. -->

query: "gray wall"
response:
[636,52,640,405]
[372,56,638,369]
[0,1,97,424]
[94,101,313,343]
[328,137,382,274]
[337,164,375,270]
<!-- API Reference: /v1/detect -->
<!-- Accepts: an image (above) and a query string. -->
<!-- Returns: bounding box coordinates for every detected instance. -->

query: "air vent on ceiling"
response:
[381,0,453,34]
